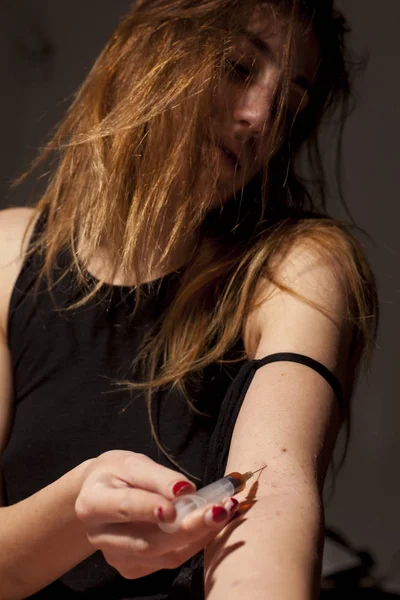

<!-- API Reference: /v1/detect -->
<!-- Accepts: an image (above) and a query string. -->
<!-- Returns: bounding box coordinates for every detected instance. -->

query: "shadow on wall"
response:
[321,528,400,598]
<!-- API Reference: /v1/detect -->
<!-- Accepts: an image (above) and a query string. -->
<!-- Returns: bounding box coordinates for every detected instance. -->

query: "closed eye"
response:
[224,59,253,83]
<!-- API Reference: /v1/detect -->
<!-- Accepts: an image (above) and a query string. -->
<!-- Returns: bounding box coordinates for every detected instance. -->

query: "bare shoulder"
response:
[0,207,38,338]
[243,226,371,379]
[257,235,351,312]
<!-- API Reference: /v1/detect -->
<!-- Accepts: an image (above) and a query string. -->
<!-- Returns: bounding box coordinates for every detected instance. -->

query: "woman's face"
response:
[210,4,321,204]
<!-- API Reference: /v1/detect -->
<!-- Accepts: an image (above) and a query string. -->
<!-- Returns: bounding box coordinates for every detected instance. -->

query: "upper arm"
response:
[227,242,356,499]
[0,207,37,505]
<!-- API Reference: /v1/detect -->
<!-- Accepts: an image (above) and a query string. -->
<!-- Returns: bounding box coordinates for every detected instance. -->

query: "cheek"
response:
[212,81,236,119]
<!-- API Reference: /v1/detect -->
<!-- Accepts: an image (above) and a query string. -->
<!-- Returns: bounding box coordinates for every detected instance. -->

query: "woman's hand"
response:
[75,451,238,579]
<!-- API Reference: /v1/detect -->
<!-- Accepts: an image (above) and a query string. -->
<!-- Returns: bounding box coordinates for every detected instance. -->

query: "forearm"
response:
[204,487,324,600]
[0,460,95,600]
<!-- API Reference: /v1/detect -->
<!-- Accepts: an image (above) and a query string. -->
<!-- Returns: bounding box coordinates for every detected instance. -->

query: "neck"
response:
[79,226,198,287]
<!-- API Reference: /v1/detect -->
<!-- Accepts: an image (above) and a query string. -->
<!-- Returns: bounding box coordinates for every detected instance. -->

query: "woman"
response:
[0,0,377,598]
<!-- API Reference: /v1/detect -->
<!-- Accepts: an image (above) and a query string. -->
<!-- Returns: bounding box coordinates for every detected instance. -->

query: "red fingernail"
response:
[211,506,228,523]
[226,498,239,513]
[172,481,193,496]
[156,506,166,522]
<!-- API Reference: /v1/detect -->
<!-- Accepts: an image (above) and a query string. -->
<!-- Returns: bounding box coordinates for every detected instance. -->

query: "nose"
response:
[232,82,276,139]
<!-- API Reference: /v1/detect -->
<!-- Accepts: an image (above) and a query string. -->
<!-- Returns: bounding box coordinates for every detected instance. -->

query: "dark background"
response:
[1,0,399,591]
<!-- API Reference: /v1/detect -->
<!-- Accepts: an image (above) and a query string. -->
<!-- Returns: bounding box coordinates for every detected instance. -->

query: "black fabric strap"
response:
[253,352,344,410]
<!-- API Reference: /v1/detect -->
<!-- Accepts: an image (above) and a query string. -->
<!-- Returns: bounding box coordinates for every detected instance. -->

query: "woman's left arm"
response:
[204,243,356,600]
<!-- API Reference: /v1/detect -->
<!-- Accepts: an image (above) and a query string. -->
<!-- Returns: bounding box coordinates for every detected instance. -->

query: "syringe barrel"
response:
[159,477,236,534]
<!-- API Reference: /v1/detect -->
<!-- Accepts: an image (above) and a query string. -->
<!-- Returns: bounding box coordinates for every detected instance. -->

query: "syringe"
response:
[158,467,266,533]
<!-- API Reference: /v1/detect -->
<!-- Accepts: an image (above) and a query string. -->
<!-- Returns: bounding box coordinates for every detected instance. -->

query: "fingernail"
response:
[155,506,166,522]
[224,497,239,513]
[205,505,228,526]
[172,481,194,497]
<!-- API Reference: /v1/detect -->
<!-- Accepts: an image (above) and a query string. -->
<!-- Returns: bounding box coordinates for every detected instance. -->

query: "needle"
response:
[241,465,267,482]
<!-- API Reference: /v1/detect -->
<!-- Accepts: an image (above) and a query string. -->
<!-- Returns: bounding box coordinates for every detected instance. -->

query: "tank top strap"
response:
[198,351,343,491]
[253,352,344,409]
[24,209,48,264]
[196,351,343,489]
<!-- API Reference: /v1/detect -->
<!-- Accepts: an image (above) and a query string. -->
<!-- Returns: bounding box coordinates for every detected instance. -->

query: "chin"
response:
[218,176,255,202]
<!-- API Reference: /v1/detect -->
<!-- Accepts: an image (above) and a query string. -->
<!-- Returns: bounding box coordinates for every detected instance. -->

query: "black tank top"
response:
[1,213,256,599]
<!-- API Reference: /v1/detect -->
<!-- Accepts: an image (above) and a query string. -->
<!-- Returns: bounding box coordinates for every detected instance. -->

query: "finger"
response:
[86,499,240,563]
[99,452,197,500]
[76,485,178,526]
[158,498,239,550]
[86,520,207,566]
[87,522,156,556]
[155,499,241,565]
[178,504,230,531]
[86,507,227,564]
[166,494,239,533]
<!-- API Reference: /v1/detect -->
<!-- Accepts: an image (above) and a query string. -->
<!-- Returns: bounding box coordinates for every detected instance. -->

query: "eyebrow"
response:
[240,30,313,96]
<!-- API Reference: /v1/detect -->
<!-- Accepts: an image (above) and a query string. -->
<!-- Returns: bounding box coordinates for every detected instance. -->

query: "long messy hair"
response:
[19,0,377,485]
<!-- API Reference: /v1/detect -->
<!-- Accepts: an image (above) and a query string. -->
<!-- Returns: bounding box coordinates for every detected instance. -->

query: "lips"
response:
[217,141,241,169]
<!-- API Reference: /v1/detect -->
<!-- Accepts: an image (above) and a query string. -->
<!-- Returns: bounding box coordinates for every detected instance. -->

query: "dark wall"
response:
[324,0,400,587]
[0,0,131,205]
